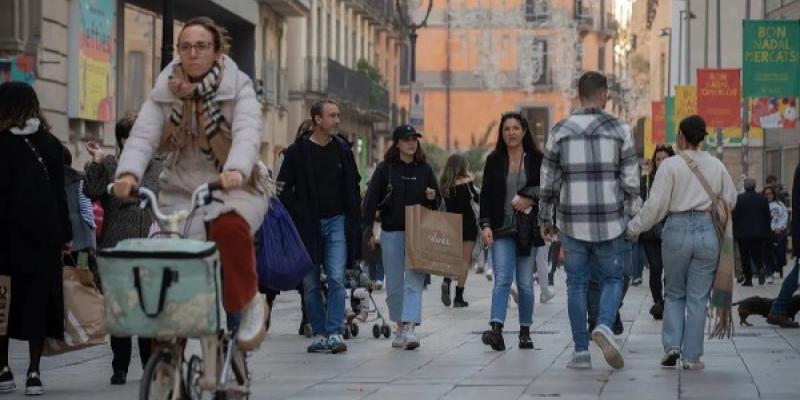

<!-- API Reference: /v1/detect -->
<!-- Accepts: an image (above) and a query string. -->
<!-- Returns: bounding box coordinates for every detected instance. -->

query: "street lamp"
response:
[659,27,672,97]
[396,0,433,83]
[677,10,696,85]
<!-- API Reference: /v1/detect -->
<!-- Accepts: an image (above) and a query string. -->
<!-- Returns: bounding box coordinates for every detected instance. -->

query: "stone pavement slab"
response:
[6,266,800,399]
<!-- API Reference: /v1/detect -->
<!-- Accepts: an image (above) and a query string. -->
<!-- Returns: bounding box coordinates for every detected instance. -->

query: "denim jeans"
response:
[562,234,625,352]
[661,211,719,362]
[381,230,426,323]
[770,261,799,316]
[588,240,632,325]
[631,243,645,280]
[303,215,347,336]
[489,238,536,326]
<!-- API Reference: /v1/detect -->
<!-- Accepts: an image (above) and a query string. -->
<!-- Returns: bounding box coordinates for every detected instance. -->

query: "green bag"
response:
[97,238,223,338]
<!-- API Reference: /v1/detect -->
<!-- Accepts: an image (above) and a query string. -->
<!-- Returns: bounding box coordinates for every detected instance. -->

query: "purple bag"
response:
[256,198,314,291]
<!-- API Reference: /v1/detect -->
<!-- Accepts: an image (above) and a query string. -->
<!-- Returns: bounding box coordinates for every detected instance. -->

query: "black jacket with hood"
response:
[277,132,362,267]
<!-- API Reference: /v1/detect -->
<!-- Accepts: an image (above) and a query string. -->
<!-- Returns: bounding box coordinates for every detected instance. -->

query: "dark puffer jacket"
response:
[84,155,162,248]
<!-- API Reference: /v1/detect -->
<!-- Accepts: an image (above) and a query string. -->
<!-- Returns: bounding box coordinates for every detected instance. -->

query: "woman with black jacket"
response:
[479,112,544,351]
[362,125,440,351]
[439,154,480,308]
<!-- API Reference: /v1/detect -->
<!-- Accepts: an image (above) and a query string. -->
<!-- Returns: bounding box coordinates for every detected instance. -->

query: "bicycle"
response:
[101,182,251,400]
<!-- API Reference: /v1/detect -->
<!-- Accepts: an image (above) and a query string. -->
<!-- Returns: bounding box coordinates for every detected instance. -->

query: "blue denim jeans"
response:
[381,230,426,323]
[489,238,536,326]
[303,215,347,336]
[562,234,625,352]
[661,211,719,362]
[631,242,645,280]
[588,240,632,324]
[770,260,799,316]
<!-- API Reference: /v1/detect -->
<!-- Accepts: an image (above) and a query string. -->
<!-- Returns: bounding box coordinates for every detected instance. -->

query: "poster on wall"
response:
[0,54,35,84]
[749,97,798,129]
[697,69,741,128]
[68,0,115,122]
[651,101,665,144]
[743,20,800,98]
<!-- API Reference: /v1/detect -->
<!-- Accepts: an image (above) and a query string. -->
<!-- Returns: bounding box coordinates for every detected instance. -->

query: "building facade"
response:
[402,0,618,151]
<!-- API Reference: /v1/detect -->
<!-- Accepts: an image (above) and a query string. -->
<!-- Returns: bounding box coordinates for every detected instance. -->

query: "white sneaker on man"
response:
[540,287,555,304]
[404,324,420,350]
[392,324,407,348]
[591,324,624,369]
[237,294,267,351]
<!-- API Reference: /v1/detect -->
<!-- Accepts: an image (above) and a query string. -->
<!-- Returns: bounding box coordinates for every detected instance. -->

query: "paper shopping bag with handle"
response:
[44,267,106,356]
[404,205,463,279]
[0,276,10,336]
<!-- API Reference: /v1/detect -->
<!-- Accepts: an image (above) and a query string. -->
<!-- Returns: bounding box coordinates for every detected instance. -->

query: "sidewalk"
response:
[7,267,800,399]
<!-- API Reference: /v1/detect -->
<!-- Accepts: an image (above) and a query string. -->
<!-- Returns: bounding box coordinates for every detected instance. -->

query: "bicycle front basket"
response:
[97,238,223,338]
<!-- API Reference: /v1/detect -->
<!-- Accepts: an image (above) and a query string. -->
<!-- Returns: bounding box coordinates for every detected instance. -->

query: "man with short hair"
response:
[539,71,640,370]
[277,99,362,354]
[732,177,772,286]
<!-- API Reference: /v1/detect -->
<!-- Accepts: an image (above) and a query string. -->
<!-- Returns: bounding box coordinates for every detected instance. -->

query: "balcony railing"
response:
[305,57,389,117]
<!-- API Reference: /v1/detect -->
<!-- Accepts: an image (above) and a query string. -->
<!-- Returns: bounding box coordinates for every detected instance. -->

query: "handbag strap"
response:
[133,267,176,318]
[679,153,718,207]
[23,137,49,180]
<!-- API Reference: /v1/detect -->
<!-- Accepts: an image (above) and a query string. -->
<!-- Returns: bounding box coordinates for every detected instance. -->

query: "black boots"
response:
[453,287,468,308]
[519,326,534,349]
[482,322,505,351]
[441,279,452,307]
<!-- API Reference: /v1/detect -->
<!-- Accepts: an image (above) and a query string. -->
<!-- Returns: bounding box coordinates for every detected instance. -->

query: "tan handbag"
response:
[44,267,106,356]
[404,205,464,278]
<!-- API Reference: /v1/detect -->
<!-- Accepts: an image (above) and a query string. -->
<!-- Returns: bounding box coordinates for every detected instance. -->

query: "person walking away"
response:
[627,115,737,370]
[763,186,788,284]
[277,99,362,354]
[62,146,97,266]
[733,178,771,286]
[640,145,676,320]
[85,113,161,385]
[0,81,72,396]
[362,124,440,350]
[479,112,544,351]
[440,154,479,308]
[539,71,640,370]
[112,17,269,352]
[766,163,800,329]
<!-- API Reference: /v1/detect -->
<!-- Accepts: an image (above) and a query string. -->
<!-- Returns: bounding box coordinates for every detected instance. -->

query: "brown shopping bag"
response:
[0,276,10,336]
[405,205,463,279]
[44,267,106,356]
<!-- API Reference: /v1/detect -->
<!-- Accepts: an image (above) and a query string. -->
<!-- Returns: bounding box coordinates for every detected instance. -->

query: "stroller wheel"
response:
[303,323,313,338]
[372,324,381,339]
[343,325,351,339]
[381,324,391,339]
[351,323,359,337]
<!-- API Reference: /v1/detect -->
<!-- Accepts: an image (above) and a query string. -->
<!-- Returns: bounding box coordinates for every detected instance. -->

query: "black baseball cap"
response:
[392,124,423,141]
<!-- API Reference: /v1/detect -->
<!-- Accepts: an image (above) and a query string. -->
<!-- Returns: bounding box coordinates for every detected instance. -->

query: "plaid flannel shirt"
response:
[538,107,641,242]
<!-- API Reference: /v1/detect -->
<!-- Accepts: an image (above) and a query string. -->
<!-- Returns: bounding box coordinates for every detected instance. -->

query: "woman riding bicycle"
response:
[112,17,268,351]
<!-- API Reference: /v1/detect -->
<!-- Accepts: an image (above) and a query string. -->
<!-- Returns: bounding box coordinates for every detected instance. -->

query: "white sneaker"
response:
[767,275,775,284]
[591,325,624,369]
[540,287,555,304]
[404,324,420,350]
[486,270,493,281]
[373,280,384,291]
[567,351,591,369]
[236,294,267,351]
[682,360,705,370]
[392,324,407,348]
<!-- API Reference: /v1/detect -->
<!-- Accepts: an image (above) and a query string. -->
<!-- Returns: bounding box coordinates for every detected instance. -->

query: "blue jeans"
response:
[770,260,799,316]
[661,211,719,362]
[303,215,347,336]
[489,238,535,326]
[562,234,625,352]
[588,240,632,325]
[631,242,644,280]
[381,231,425,323]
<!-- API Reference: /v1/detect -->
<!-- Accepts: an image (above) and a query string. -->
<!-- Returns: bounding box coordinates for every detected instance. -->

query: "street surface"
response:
[7,267,800,399]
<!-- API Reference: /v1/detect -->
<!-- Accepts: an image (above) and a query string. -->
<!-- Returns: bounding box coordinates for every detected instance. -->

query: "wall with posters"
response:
[68,0,115,122]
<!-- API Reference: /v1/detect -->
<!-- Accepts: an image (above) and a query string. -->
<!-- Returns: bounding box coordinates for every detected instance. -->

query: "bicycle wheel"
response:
[186,355,204,400]
[140,351,180,400]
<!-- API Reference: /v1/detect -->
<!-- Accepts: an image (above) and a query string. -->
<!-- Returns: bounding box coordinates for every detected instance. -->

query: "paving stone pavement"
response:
[6,266,800,399]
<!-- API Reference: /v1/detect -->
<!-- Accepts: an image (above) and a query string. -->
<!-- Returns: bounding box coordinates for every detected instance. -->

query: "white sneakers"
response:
[567,351,592,369]
[237,294,267,351]
[404,325,420,350]
[392,324,407,348]
[591,325,624,369]
[540,287,556,304]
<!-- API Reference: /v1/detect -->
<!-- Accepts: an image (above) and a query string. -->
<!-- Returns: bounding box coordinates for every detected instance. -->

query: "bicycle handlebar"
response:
[106,180,223,224]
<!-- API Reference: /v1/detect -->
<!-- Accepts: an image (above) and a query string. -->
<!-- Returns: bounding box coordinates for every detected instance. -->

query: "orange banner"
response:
[697,69,741,128]
[652,101,665,144]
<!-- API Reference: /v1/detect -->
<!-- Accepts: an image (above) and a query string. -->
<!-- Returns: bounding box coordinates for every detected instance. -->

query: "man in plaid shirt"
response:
[538,71,640,370]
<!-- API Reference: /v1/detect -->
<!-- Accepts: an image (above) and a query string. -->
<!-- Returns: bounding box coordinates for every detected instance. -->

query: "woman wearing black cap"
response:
[362,125,440,350]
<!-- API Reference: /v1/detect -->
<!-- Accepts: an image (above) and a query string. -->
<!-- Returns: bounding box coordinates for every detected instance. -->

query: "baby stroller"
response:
[346,266,392,339]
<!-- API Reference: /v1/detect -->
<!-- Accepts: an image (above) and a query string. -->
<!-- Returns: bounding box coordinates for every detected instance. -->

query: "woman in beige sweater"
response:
[627,115,737,370]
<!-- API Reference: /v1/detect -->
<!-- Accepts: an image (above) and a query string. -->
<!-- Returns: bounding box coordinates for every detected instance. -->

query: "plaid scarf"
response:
[160,60,232,171]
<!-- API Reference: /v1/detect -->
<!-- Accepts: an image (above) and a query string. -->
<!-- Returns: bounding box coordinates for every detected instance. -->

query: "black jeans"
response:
[737,239,766,282]
[640,240,664,305]
[110,336,152,373]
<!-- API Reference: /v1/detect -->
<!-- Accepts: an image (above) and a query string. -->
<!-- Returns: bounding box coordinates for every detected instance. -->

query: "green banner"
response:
[665,96,676,143]
[743,20,800,98]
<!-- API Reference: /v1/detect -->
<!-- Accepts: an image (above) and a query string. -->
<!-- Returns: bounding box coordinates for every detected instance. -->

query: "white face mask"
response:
[9,118,40,136]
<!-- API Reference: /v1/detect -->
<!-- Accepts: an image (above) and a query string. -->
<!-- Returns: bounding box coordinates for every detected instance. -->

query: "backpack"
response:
[255,197,314,291]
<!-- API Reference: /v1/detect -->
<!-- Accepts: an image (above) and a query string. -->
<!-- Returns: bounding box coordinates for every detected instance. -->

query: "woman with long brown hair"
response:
[439,154,479,308]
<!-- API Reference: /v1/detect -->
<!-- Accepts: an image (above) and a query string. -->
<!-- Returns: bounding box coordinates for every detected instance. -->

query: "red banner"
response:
[697,69,741,128]
[652,101,665,144]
